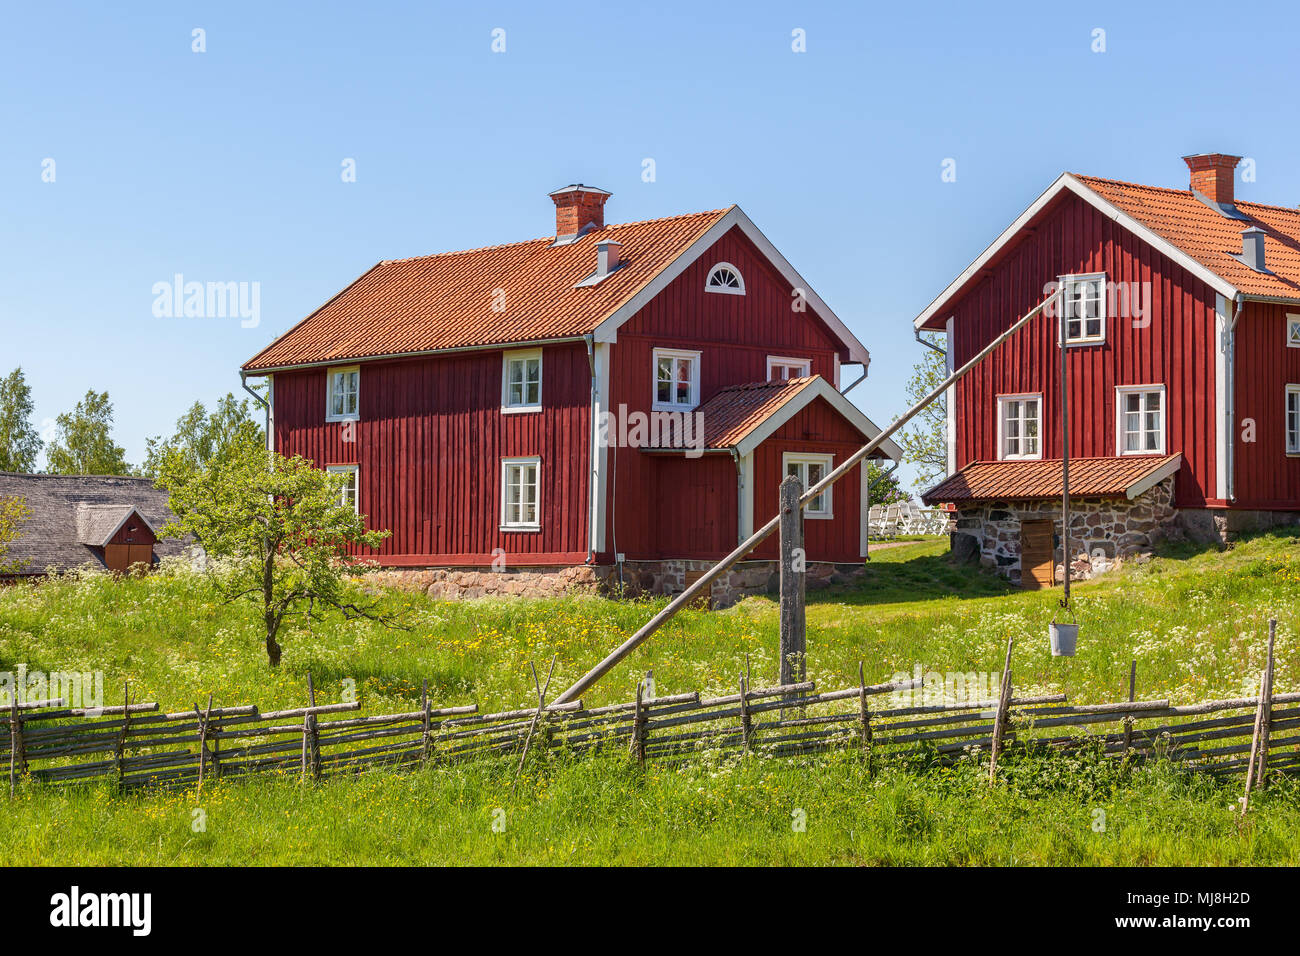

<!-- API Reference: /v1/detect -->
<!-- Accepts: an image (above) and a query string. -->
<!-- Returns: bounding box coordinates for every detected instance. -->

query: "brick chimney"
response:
[548,184,612,243]
[1183,153,1241,206]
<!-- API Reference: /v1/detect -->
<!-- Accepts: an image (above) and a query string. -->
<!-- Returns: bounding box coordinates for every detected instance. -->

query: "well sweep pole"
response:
[553,289,1063,705]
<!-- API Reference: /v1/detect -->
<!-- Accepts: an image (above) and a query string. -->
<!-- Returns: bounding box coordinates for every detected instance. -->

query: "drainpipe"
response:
[584,335,596,565]
[1225,295,1244,502]
[864,459,900,560]
[840,364,868,396]
[730,448,744,546]
[914,327,947,356]
[240,370,270,456]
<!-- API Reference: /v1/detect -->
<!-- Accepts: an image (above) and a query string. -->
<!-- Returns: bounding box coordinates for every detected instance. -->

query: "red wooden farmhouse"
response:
[918,153,1300,586]
[241,186,900,603]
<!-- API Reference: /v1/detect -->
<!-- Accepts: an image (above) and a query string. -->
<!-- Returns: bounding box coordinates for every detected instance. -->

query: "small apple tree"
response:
[159,440,394,666]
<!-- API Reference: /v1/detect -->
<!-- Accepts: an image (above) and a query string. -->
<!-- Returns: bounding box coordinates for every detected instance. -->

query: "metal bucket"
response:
[1049,622,1078,657]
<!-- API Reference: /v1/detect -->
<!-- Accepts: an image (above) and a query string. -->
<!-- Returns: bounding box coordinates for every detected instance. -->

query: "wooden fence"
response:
[4,628,1295,800]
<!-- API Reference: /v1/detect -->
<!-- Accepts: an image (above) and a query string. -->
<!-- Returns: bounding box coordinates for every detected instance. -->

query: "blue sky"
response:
[4,0,1299,489]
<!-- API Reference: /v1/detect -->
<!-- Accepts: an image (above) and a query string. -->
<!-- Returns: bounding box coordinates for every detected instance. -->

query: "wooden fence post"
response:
[8,691,24,799]
[420,678,433,766]
[196,693,214,793]
[629,679,647,765]
[857,661,873,773]
[778,475,806,687]
[302,674,321,781]
[1122,660,1137,757]
[738,675,752,755]
[1243,621,1276,810]
[987,637,1014,785]
[113,682,130,791]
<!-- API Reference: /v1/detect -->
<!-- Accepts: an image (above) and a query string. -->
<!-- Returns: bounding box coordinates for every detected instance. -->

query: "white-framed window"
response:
[767,355,811,381]
[1058,273,1106,344]
[500,457,541,530]
[705,262,745,295]
[326,366,360,422]
[782,452,834,518]
[653,347,701,410]
[327,465,359,514]
[501,348,542,412]
[997,394,1042,460]
[1116,385,1166,454]
[1287,314,1300,349]
[1287,385,1300,454]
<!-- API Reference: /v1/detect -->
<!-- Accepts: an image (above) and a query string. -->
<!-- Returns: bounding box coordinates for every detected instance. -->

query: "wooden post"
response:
[1122,660,1137,757]
[1257,621,1277,788]
[629,679,647,765]
[738,675,752,755]
[987,637,1014,785]
[513,657,556,786]
[113,682,130,790]
[8,691,22,799]
[303,674,321,781]
[778,475,806,687]
[196,693,214,793]
[420,678,433,766]
[857,661,873,772]
[1242,621,1276,812]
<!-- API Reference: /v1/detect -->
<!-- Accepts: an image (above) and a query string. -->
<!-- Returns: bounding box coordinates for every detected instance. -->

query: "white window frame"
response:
[1057,272,1107,345]
[327,465,359,514]
[1287,385,1300,455]
[766,355,811,381]
[652,347,701,411]
[501,348,543,413]
[325,365,360,422]
[500,457,542,531]
[996,393,1042,461]
[1115,384,1167,455]
[782,452,834,519]
[704,261,745,296]
[1287,314,1300,349]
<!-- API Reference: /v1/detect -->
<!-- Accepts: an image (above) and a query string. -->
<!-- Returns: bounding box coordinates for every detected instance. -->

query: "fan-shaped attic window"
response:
[705,262,745,295]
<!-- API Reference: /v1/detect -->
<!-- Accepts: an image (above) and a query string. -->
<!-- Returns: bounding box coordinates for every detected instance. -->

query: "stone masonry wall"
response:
[367,559,868,608]
[951,477,1178,585]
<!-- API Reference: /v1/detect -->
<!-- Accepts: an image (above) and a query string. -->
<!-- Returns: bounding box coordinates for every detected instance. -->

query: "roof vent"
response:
[596,239,621,276]
[549,184,612,246]
[574,239,623,288]
[1239,226,1268,272]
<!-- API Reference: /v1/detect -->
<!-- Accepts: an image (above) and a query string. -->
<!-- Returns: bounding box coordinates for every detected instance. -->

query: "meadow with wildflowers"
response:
[2,530,1299,864]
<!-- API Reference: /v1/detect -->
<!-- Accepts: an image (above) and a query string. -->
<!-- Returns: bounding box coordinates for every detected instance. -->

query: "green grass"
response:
[2,530,1299,865]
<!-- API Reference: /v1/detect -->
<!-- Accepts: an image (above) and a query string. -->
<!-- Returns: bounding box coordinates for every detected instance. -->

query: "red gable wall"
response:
[947,192,1219,507]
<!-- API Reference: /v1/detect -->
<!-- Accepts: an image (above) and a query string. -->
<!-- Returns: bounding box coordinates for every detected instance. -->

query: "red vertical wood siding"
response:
[948,193,1218,507]
[272,342,590,564]
[750,397,869,563]
[606,225,854,560]
[1232,301,1300,508]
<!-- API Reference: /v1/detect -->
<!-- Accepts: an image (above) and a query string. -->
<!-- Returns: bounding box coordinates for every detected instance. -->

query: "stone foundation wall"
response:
[366,558,868,608]
[950,478,1178,585]
[1176,507,1300,546]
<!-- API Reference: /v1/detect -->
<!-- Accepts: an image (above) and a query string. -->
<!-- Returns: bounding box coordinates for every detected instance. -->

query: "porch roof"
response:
[921,454,1182,505]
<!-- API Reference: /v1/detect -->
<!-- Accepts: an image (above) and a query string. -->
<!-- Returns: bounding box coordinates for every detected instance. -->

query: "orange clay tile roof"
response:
[1077,175,1300,300]
[241,209,730,372]
[921,454,1181,505]
[695,376,821,449]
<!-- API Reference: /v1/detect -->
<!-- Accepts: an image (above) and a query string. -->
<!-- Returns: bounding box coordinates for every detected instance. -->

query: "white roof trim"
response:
[593,206,872,366]
[733,377,902,461]
[1125,454,1182,500]
[912,173,1239,331]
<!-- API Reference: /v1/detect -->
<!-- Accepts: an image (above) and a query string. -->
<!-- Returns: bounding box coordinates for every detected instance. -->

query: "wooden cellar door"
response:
[1019,519,1055,590]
